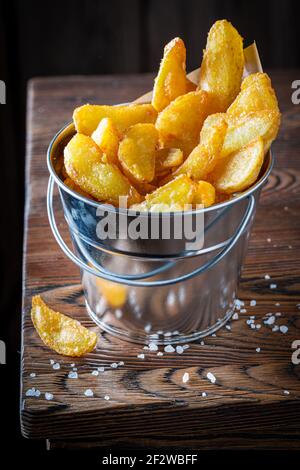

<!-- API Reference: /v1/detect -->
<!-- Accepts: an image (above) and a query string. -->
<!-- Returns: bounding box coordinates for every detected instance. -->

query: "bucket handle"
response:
[47,176,255,287]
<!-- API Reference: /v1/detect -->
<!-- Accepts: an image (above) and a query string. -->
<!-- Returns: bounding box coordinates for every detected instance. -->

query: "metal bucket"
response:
[47,121,273,344]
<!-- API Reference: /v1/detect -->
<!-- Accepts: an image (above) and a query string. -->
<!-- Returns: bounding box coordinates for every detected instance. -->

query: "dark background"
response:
[0,0,299,462]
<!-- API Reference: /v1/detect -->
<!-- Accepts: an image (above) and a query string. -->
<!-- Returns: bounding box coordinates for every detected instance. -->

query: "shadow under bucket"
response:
[47,122,273,344]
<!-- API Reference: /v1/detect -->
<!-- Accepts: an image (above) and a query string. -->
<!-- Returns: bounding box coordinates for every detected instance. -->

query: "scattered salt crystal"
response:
[200,341,205,345]
[232,312,239,320]
[30,373,36,378]
[256,347,261,353]
[279,325,288,334]
[247,319,254,325]
[250,324,256,329]
[288,245,292,249]
[34,389,41,397]
[283,390,290,395]
[137,353,145,359]
[275,303,281,307]
[144,323,152,333]
[164,345,175,353]
[118,361,124,366]
[182,372,189,383]
[45,392,53,401]
[68,371,78,379]
[225,325,231,331]
[256,324,261,329]
[84,389,94,397]
[110,362,118,368]
[91,370,99,376]
[53,363,60,370]
[25,388,36,397]
[211,333,216,337]
[250,315,256,319]
[202,392,207,397]
[240,308,247,313]
[164,332,172,337]
[104,395,110,400]
[250,300,257,307]
[176,346,184,354]
[264,274,271,280]
[182,345,190,350]
[284,206,289,211]
[264,316,275,325]
[275,312,282,317]
[97,367,105,372]
[157,352,163,356]
[50,359,55,365]
[272,325,279,332]
[270,283,277,289]
[206,372,216,384]
[70,363,75,368]
[148,342,158,352]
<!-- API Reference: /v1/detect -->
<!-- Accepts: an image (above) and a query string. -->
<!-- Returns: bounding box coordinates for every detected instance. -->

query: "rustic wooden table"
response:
[21,71,300,450]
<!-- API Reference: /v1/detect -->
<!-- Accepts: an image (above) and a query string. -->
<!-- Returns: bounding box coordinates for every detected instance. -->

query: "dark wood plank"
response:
[21,72,300,448]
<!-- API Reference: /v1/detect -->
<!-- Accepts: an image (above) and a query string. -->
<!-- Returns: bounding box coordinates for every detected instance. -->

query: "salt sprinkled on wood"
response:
[84,389,94,397]
[45,392,54,401]
[182,372,189,383]
[279,325,288,334]
[164,344,175,353]
[206,372,216,384]
[68,371,78,379]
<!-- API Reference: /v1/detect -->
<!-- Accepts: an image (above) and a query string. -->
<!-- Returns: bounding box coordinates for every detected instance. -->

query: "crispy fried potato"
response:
[64,133,141,205]
[144,174,195,209]
[174,114,227,180]
[91,117,120,164]
[198,19,244,111]
[193,181,216,207]
[227,73,280,117]
[152,37,187,112]
[211,137,264,193]
[95,278,127,308]
[155,90,214,156]
[63,177,93,199]
[221,110,280,158]
[155,148,183,174]
[186,78,197,92]
[118,123,158,183]
[31,296,97,357]
[74,103,157,136]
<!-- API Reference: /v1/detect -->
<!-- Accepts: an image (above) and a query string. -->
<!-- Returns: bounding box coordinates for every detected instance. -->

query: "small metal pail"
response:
[47,122,273,344]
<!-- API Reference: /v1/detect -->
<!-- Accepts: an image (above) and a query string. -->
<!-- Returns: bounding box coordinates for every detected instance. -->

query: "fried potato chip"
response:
[221,110,280,158]
[193,181,216,207]
[31,296,97,357]
[118,123,158,183]
[198,19,244,111]
[155,148,183,174]
[227,73,280,117]
[212,137,264,193]
[174,114,227,180]
[185,78,197,92]
[155,90,214,156]
[152,37,187,112]
[95,278,127,308]
[64,133,141,205]
[63,177,93,199]
[73,103,157,136]
[144,174,195,209]
[91,117,120,164]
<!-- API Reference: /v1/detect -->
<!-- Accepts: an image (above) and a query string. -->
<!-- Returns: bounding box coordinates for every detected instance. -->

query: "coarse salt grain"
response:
[280,325,288,334]
[256,347,261,353]
[149,342,158,352]
[45,392,54,401]
[104,395,110,400]
[270,283,277,289]
[264,316,275,325]
[206,372,216,384]
[50,359,55,365]
[256,324,261,329]
[144,323,152,333]
[182,372,189,383]
[264,274,271,280]
[52,363,60,370]
[283,390,290,395]
[272,325,279,332]
[232,312,239,320]
[176,346,184,354]
[30,373,36,378]
[250,300,256,307]
[111,362,118,368]
[137,353,145,359]
[97,367,105,372]
[157,352,163,356]
[91,370,99,376]
[267,238,271,243]
[225,325,231,331]
[164,345,175,353]
[84,389,94,397]
[202,392,207,397]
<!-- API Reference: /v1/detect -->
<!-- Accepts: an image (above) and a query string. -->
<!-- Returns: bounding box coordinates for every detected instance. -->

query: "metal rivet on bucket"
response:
[47,122,273,345]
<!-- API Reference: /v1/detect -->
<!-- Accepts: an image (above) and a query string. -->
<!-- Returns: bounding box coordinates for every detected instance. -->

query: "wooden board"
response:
[21,72,300,449]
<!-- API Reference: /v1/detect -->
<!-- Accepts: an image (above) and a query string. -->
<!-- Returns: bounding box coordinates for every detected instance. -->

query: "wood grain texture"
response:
[21,72,300,449]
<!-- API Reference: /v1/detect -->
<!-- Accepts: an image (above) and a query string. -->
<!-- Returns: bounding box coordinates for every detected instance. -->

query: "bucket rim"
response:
[47,120,274,216]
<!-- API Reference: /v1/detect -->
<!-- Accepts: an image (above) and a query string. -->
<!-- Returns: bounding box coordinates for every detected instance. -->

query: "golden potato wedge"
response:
[95,278,127,308]
[174,114,227,180]
[63,177,93,199]
[73,103,157,136]
[91,117,120,164]
[155,148,183,174]
[227,73,280,117]
[221,110,280,158]
[144,174,195,209]
[31,296,97,357]
[64,133,141,206]
[152,37,187,112]
[118,123,158,183]
[212,137,264,194]
[193,181,216,207]
[198,19,244,111]
[186,78,197,92]
[155,90,214,156]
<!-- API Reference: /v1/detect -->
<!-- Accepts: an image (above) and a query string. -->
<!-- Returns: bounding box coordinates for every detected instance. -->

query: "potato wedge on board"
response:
[152,37,187,112]
[144,174,195,209]
[91,117,120,164]
[174,114,227,180]
[193,181,216,207]
[198,19,244,111]
[64,133,141,205]
[155,148,183,174]
[221,110,280,158]
[74,103,157,136]
[156,90,214,156]
[118,123,158,183]
[227,72,280,117]
[31,296,97,357]
[212,137,264,194]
